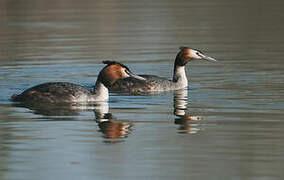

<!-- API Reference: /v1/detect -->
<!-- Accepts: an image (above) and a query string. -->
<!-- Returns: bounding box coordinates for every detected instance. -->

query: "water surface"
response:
[1,0,284,180]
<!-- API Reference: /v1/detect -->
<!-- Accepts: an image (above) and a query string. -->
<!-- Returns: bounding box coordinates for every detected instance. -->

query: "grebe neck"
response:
[173,65,188,88]
[93,81,109,101]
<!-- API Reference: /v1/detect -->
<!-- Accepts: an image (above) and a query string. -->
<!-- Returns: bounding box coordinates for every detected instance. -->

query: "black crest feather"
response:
[102,60,118,65]
[179,46,190,50]
[179,46,203,53]
[102,60,130,71]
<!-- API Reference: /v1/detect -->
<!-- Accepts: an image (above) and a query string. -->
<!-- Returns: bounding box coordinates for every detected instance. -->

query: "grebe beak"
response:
[199,53,217,62]
[202,55,217,62]
[127,72,146,80]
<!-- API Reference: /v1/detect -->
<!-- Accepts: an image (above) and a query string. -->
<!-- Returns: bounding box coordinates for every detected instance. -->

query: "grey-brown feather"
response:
[109,75,178,93]
[11,82,93,103]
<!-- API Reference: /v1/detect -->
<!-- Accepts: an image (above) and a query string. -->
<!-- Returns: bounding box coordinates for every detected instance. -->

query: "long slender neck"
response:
[93,81,109,101]
[173,59,188,88]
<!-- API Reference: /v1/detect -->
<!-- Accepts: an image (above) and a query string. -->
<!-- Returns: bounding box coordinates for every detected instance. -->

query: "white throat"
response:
[173,65,188,88]
[93,81,109,101]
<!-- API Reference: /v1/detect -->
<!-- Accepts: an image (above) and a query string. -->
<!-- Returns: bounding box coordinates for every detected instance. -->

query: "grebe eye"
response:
[124,69,130,75]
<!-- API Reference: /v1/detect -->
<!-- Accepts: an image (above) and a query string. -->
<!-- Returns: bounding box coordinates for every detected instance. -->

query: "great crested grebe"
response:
[109,47,217,93]
[11,61,145,103]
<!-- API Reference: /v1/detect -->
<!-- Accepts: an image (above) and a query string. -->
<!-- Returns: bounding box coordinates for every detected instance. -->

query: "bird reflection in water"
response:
[12,100,133,141]
[173,89,202,134]
[94,101,133,141]
[12,101,88,118]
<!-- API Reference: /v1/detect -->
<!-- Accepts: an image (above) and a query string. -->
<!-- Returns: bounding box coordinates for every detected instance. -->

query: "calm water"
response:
[1,0,284,179]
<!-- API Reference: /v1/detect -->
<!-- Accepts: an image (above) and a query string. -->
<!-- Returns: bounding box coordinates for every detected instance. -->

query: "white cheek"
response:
[191,50,202,59]
[123,70,130,77]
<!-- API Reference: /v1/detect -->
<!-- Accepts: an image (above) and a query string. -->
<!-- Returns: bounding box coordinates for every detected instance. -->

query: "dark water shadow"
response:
[12,101,88,116]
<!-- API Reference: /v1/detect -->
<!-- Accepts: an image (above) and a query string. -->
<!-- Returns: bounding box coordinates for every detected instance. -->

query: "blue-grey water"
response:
[1,0,284,180]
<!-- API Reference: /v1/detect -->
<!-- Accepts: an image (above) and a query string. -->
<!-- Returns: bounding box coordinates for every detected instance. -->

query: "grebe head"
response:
[175,46,217,66]
[98,61,145,87]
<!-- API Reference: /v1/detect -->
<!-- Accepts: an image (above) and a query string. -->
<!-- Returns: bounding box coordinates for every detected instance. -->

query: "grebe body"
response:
[109,47,217,93]
[11,61,145,103]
